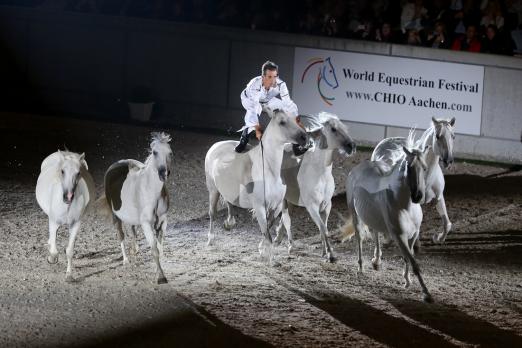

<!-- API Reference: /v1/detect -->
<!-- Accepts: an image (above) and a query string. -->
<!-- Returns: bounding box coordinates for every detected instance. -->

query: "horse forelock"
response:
[151,132,172,147]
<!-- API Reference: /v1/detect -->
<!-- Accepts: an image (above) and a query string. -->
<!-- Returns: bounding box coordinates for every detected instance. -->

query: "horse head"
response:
[314,113,356,155]
[265,108,308,147]
[321,57,339,89]
[403,145,430,204]
[150,132,173,182]
[57,150,86,205]
[431,117,456,168]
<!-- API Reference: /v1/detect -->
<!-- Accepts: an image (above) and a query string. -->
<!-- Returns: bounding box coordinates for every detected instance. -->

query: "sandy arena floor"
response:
[0,113,521,347]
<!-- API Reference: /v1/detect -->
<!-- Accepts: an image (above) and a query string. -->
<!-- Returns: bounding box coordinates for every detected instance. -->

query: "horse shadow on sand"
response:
[68,294,272,348]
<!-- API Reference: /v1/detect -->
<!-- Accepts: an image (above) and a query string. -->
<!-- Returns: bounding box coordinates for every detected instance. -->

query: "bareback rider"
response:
[235,61,306,155]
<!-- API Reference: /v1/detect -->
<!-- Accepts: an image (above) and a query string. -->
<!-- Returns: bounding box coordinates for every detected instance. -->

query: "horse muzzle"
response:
[344,141,356,155]
[411,190,423,204]
[63,192,74,205]
[294,132,308,147]
[158,167,170,182]
[442,157,454,169]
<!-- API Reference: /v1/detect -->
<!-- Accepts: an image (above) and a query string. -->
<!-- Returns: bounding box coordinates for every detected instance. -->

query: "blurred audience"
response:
[2,0,520,57]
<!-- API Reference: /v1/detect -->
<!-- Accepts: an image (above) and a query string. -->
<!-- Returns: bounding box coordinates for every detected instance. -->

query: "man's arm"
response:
[278,81,298,117]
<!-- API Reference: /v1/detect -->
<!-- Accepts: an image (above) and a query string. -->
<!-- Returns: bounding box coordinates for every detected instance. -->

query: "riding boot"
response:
[235,128,250,153]
[292,143,308,156]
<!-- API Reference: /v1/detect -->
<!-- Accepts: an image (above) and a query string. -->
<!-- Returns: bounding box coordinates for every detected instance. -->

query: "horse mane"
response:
[151,132,172,146]
[299,112,341,132]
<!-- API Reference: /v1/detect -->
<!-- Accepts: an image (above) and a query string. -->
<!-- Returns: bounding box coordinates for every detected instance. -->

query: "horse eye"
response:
[279,121,286,126]
[331,127,337,132]
[61,170,64,175]
[153,151,158,156]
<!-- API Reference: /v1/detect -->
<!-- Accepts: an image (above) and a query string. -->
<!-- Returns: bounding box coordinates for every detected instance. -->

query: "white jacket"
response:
[240,76,298,129]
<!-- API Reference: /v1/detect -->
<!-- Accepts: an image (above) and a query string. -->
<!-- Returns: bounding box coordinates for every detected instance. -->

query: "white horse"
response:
[103,132,172,284]
[371,117,455,243]
[205,108,308,259]
[345,145,433,302]
[274,112,356,262]
[36,150,95,282]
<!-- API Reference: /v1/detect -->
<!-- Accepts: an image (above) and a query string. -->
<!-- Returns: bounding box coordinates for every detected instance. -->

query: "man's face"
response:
[262,69,278,89]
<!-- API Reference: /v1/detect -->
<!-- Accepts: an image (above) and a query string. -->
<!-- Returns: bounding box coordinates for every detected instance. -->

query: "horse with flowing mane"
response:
[205,107,308,261]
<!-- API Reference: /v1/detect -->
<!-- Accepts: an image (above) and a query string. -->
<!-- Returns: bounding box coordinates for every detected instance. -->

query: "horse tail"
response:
[94,194,113,221]
[337,212,370,242]
[339,217,355,242]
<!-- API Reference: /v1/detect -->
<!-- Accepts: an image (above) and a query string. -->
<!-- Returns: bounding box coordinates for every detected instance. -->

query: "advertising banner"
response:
[292,47,484,135]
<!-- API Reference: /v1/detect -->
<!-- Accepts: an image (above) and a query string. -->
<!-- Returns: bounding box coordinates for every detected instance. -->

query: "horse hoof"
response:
[47,255,58,264]
[423,293,434,303]
[372,262,381,271]
[325,254,336,263]
[157,277,168,284]
[65,274,75,283]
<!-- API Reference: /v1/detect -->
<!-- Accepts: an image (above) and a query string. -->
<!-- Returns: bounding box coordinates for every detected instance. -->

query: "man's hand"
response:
[255,124,263,140]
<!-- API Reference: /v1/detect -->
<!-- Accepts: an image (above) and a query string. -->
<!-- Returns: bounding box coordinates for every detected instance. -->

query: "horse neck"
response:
[393,160,414,206]
[256,133,286,178]
[418,127,439,175]
[303,146,334,169]
[143,155,164,192]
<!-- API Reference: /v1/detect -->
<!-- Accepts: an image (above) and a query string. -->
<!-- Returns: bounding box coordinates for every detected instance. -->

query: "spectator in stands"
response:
[375,22,398,43]
[406,28,423,45]
[425,21,451,48]
[480,1,505,30]
[401,0,429,33]
[452,24,481,51]
[481,24,513,54]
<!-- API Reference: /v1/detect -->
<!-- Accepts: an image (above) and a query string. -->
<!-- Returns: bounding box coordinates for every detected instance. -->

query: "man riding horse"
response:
[235,60,308,155]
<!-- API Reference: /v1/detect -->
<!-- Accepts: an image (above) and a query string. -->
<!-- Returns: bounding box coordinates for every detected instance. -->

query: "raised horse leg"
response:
[274,200,293,253]
[434,195,452,243]
[223,202,236,230]
[391,228,433,303]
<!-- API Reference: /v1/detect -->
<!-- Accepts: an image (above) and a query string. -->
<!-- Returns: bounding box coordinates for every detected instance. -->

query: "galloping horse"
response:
[36,150,95,282]
[103,132,172,284]
[372,117,456,243]
[345,145,433,302]
[205,108,308,260]
[275,112,356,262]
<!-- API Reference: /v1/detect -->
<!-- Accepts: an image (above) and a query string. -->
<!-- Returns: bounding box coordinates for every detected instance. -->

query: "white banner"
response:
[292,47,484,135]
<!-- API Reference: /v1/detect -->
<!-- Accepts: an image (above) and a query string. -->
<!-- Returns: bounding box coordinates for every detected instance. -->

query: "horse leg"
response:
[391,229,433,303]
[130,225,140,261]
[308,203,335,263]
[352,209,365,273]
[434,195,452,243]
[223,202,236,230]
[322,201,332,237]
[115,219,129,264]
[274,200,290,248]
[254,206,273,262]
[371,230,382,270]
[207,189,220,246]
[47,219,59,264]
[65,221,80,282]
[156,214,167,257]
[142,223,167,284]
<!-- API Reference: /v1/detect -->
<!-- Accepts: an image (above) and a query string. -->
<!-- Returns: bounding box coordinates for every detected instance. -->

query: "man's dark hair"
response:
[261,61,278,76]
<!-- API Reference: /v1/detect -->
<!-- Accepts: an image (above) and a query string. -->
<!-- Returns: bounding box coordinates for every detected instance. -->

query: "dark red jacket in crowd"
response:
[451,37,481,52]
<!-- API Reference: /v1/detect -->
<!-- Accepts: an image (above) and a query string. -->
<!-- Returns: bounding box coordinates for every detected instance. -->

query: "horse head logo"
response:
[301,57,339,106]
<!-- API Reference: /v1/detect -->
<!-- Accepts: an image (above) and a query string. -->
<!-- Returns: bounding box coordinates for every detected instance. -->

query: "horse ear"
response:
[262,105,274,118]
[450,117,456,126]
[79,153,88,170]
[431,116,438,124]
[402,146,412,156]
[423,145,432,153]
[319,130,329,149]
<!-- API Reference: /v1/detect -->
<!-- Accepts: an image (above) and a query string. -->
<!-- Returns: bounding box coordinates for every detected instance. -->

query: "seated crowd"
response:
[3,0,522,56]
